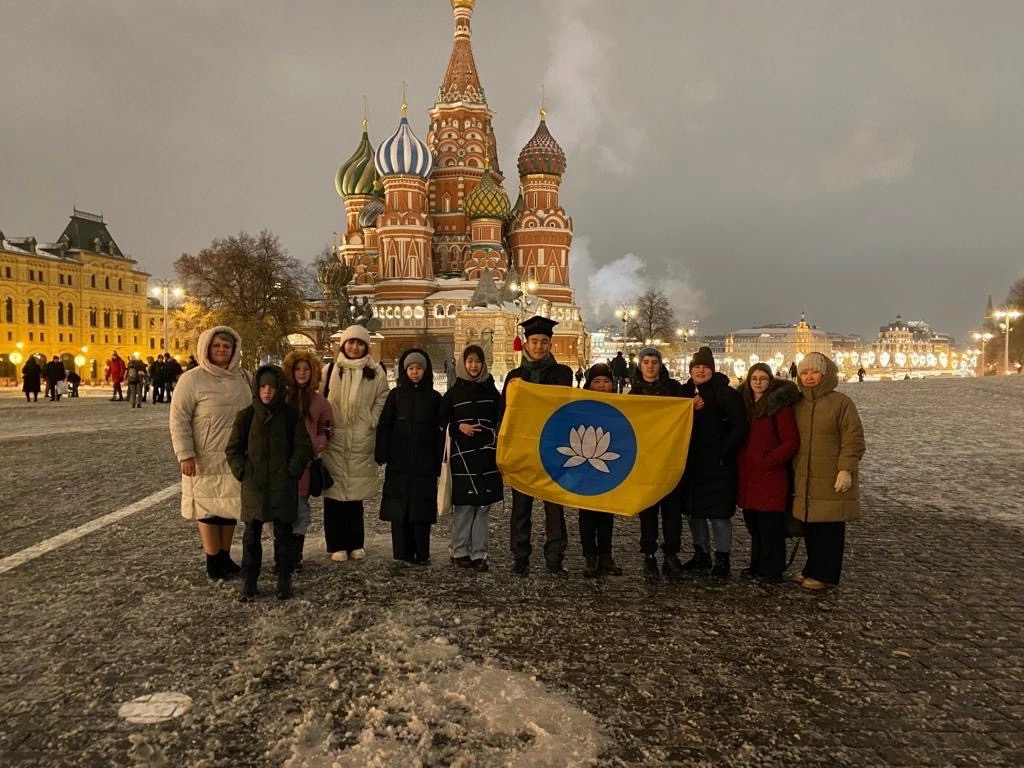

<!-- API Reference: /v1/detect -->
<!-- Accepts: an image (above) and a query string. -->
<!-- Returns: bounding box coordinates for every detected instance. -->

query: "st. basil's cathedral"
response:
[330,0,588,374]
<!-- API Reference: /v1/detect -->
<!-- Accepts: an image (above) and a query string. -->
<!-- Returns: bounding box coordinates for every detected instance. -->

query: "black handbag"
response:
[308,458,334,497]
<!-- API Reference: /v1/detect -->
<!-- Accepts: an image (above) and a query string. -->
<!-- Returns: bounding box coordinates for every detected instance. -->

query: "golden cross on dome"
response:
[539,84,546,120]
[362,95,368,132]
[401,81,408,117]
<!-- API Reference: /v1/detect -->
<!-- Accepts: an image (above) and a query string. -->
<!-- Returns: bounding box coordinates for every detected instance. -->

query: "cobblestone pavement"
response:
[0,378,1022,767]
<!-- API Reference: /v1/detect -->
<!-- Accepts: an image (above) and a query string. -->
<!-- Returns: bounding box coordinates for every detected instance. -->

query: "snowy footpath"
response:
[0,377,1022,767]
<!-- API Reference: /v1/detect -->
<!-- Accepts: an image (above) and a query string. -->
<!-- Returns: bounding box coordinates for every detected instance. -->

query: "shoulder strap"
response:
[324,360,335,398]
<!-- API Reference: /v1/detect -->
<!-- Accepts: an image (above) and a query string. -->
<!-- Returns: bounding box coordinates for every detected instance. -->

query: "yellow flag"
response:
[497,380,693,515]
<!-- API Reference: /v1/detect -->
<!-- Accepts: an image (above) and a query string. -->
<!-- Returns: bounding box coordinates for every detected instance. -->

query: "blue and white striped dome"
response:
[375,116,434,179]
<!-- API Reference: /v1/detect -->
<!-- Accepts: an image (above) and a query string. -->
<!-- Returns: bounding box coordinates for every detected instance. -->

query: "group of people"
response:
[168,315,865,602]
[20,355,81,402]
[108,351,186,404]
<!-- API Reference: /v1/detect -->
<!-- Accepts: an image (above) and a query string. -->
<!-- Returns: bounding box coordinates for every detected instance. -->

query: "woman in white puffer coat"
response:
[319,324,390,562]
[170,326,252,580]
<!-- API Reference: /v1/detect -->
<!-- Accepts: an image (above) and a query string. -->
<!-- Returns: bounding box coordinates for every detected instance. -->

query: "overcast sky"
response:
[3,0,1023,340]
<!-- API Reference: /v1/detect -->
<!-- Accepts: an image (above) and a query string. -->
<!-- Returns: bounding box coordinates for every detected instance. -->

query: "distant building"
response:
[0,209,166,384]
[723,313,831,378]
[871,314,953,372]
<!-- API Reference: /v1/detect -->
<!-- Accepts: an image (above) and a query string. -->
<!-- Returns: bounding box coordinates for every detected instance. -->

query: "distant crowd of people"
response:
[167,316,865,602]
[20,351,195,405]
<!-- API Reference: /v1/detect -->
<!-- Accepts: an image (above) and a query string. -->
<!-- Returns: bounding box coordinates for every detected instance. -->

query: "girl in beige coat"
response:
[170,326,252,580]
[319,324,390,562]
[792,352,866,590]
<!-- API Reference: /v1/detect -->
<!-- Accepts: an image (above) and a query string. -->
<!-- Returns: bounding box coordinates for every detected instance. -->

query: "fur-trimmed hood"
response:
[740,377,802,420]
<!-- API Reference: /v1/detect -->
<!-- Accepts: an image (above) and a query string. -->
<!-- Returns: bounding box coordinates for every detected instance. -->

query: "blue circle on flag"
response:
[539,400,637,496]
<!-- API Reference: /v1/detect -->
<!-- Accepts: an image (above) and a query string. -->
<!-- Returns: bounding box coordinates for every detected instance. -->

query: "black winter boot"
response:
[239,575,258,602]
[583,555,600,578]
[711,552,731,578]
[598,554,623,576]
[680,548,713,572]
[293,535,305,571]
[218,550,241,578]
[276,573,293,600]
[642,555,660,581]
[662,554,685,581]
[206,554,224,580]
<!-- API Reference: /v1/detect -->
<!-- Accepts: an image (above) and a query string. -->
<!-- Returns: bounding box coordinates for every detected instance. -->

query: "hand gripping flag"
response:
[497,380,693,515]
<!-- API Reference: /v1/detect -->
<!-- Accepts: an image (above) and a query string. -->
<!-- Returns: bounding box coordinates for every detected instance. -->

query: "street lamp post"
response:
[617,305,636,353]
[972,331,993,378]
[151,280,184,355]
[509,279,536,366]
[992,309,1022,375]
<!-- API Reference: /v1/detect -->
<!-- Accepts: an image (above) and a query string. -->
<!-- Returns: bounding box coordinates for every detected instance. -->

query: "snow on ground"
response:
[1,376,1023,767]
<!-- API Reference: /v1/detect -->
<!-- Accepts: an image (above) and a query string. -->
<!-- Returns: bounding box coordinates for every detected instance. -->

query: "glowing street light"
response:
[992,309,1022,375]
[972,331,993,378]
[151,280,184,354]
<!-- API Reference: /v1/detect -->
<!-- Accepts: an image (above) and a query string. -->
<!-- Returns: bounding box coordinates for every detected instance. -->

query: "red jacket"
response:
[108,355,127,384]
[737,389,800,513]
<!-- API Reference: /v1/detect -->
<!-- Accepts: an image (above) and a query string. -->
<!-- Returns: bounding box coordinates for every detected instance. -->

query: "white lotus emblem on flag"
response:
[557,425,621,473]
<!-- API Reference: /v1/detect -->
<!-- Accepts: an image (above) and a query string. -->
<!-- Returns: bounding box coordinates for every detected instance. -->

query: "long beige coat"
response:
[169,326,252,521]
[319,358,390,502]
[792,358,866,523]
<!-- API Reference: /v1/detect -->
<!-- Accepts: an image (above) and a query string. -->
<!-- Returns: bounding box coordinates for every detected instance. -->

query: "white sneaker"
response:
[330,551,348,562]
[349,549,366,561]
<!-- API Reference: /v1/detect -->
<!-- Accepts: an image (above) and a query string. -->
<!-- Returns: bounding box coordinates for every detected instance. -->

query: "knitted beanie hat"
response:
[689,346,716,371]
[404,351,427,370]
[339,324,371,346]
[797,351,830,374]
[585,362,615,389]
[638,346,662,362]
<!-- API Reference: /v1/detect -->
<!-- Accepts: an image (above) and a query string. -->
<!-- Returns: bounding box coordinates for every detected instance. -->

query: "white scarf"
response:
[331,353,371,424]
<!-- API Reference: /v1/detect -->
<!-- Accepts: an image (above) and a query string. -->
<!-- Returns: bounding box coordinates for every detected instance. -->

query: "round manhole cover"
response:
[117,691,193,724]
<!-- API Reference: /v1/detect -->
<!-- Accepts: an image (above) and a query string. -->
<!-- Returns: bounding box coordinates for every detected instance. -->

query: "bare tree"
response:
[175,230,306,369]
[627,288,677,346]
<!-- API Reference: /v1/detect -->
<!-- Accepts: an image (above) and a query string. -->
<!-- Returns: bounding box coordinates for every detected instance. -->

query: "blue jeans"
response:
[688,517,732,554]
[451,504,491,561]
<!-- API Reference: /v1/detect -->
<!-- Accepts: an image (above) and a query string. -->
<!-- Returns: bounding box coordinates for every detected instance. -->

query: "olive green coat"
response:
[792,358,866,523]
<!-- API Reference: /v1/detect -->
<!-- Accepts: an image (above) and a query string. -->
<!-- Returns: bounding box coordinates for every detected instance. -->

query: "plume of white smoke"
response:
[501,0,642,178]
[571,243,705,328]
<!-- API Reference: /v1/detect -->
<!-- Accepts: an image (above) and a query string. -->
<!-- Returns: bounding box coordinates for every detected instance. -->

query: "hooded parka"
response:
[736,379,801,513]
[792,356,866,522]
[376,349,443,523]
[169,326,252,521]
[679,371,749,519]
[225,365,313,523]
[319,333,390,502]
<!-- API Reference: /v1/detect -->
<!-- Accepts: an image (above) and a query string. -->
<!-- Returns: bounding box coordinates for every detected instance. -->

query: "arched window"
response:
[89,308,97,327]
[116,310,124,329]
[90,274,96,288]
[38,299,45,324]
[58,302,64,325]
[132,312,140,330]
[103,310,111,328]
[104,276,110,290]
[67,303,74,325]
[4,297,12,323]
[117,277,123,291]
[27,299,34,324]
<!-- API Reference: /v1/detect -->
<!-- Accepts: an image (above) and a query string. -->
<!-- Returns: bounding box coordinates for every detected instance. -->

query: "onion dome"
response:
[374,103,434,179]
[463,169,510,220]
[357,195,385,229]
[336,118,377,198]
[517,110,566,177]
